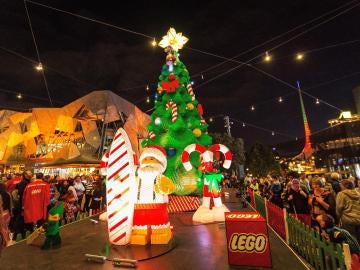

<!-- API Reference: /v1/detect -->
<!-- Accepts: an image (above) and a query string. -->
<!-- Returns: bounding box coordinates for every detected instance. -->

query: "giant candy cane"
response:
[106,128,137,245]
[165,101,178,122]
[186,83,195,101]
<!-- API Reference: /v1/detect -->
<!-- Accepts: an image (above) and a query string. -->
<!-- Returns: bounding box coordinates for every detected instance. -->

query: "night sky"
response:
[1,0,359,149]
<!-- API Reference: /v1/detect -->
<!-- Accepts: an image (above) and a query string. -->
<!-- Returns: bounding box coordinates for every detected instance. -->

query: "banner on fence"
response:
[225,212,272,268]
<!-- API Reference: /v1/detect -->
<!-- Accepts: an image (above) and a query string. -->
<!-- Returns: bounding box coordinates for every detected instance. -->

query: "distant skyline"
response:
[0,0,359,148]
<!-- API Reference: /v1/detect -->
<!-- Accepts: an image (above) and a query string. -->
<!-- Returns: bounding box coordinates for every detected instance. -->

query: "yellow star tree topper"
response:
[159,27,189,51]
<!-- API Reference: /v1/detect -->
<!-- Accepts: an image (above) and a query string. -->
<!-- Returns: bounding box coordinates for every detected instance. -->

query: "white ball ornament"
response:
[155,117,161,125]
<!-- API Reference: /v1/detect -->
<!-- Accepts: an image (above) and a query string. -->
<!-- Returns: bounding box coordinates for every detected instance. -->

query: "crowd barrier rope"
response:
[247,188,358,270]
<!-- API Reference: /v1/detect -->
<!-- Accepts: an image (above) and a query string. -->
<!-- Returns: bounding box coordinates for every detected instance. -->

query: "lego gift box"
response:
[225,212,272,268]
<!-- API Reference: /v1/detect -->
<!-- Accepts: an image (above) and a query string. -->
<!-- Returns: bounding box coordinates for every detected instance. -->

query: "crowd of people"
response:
[245,172,360,255]
[0,171,105,250]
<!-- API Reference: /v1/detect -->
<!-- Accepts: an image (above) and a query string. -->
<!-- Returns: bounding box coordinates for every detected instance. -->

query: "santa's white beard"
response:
[138,163,164,180]
[137,163,164,203]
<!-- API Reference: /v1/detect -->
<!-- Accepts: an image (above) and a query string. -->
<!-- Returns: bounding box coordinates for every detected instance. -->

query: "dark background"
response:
[1,0,359,149]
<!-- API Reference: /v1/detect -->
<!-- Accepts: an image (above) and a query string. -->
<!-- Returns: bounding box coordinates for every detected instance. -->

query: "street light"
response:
[264,51,272,62]
[296,53,304,61]
[35,63,43,71]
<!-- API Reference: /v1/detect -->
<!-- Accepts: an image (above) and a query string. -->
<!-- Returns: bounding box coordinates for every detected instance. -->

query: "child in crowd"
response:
[316,214,360,255]
[63,192,78,221]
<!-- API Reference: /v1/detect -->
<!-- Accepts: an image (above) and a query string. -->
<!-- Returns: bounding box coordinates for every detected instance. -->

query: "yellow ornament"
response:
[154,175,176,194]
[159,28,189,52]
[186,103,194,110]
[193,128,202,137]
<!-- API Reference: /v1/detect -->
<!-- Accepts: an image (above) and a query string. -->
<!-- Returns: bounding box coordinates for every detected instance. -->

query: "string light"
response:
[35,63,43,71]
[271,131,275,136]
[201,74,204,80]
[146,84,149,91]
[242,122,246,127]
[146,96,150,103]
[315,98,320,104]
[264,51,272,62]
[251,105,255,111]
[209,117,213,122]
[278,96,283,103]
[295,137,298,141]
[191,81,195,85]
[296,53,304,61]
[151,38,157,47]
[16,93,23,99]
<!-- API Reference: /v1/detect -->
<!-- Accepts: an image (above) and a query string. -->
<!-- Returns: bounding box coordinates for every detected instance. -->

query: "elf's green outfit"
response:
[41,201,64,250]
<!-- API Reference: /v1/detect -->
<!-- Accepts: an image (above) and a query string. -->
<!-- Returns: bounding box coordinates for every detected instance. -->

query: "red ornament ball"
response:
[168,73,176,81]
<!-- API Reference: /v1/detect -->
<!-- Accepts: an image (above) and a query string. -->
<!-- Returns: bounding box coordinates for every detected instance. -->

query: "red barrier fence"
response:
[289,213,311,227]
[352,254,360,270]
[265,200,287,240]
[247,188,255,209]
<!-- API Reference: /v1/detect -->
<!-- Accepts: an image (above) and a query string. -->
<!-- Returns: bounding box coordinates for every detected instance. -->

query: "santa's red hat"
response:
[139,145,167,171]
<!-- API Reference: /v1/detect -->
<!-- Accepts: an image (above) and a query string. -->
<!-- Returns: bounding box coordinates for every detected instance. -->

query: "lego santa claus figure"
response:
[130,145,175,245]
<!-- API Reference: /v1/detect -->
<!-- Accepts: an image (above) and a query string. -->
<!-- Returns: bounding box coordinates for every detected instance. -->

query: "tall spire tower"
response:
[296,81,312,159]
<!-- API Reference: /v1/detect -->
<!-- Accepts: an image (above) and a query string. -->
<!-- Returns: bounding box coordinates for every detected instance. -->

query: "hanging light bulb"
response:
[278,96,283,103]
[146,84,149,91]
[209,117,213,122]
[16,93,22,99]
[146,96,150,103]
[264,51,272,62]
[315,98,320,105]
[35,63,43,71]
[271,131,275,136]
[296,53,304,61]
[201,74,204,80]
[295,137,298,141]
[251,105,255,111]
[151,38,157,47]
[191,81,195,85]
[242,122,246,127]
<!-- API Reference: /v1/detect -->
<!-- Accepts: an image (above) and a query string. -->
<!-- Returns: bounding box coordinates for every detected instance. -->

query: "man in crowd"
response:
[336,179,360,242]
[12,170,33,239]
[73,175,85,206]
[22,173,50,232]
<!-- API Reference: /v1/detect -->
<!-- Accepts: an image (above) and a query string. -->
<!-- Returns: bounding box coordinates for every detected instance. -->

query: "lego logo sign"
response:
[229,233,267,253]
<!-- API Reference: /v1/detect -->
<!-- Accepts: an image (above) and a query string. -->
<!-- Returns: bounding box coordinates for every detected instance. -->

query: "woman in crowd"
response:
[269,175,283,208]
[286,179,309,214]
[308,177,336,229]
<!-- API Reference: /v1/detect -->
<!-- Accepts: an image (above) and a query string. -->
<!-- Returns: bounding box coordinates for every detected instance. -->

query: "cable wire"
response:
[191,0,359,77]
[24,0,53,106]
[25,0,155,40]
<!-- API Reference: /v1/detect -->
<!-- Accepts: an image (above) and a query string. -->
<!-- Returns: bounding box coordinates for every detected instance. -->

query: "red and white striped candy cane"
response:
[182,144,207,171]
[186,84,195,101]
[208,144,233,169]
[100,151,109,175]
[106,128,137,245]
[166,101,178,122]
[148,131,155,140]
[200,117,206,125]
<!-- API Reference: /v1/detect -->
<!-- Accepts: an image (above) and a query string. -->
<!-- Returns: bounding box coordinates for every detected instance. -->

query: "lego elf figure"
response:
[41,201,64,250]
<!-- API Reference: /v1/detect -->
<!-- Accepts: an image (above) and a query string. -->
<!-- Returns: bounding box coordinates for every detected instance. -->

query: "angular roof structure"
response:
[0,90,150,166]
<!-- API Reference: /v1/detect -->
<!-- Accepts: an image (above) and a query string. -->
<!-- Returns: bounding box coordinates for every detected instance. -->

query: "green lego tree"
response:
[142,28,212,195]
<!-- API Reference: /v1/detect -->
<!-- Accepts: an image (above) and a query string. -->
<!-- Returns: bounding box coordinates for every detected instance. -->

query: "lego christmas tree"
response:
[142,28,212,195]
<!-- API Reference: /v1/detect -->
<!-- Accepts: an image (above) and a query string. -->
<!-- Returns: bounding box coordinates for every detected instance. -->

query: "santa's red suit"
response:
[23,179,50,223]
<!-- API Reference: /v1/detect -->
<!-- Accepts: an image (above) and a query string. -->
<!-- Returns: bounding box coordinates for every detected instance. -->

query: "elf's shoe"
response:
[41,237,51,250]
